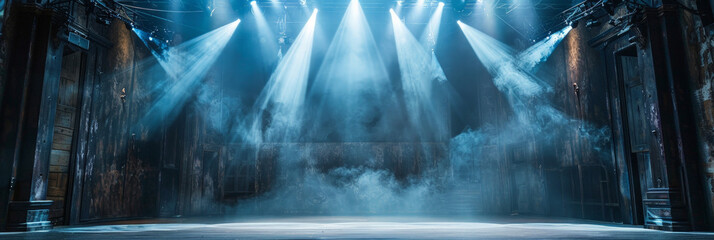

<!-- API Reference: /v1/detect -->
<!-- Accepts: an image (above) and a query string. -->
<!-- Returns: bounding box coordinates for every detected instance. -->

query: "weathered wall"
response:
[47,50,82,225]
[680,0,714,229]
[542,1,714,229]
[5,0,712,228]
[536,19,621,221]
[74,18,163,222]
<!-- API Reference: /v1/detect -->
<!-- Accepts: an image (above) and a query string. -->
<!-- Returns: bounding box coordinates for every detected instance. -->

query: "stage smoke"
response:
[306,0,401,142]
[455,21,609,172]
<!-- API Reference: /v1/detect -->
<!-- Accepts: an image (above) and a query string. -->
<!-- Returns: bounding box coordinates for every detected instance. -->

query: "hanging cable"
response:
[115,2,205,13]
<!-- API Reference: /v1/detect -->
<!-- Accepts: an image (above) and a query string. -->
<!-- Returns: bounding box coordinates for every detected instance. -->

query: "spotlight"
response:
[251,1,257,6]
[390,8,395,14]
[439,2,445,7]
[300,0,306,6]
[569,20,579,29]
[456,20,462,24]
[397,0,403,5]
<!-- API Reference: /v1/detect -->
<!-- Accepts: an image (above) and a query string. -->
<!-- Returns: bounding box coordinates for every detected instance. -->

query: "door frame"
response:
[61,46,88,226]
[65,40,107,225]
[613,43,644,225]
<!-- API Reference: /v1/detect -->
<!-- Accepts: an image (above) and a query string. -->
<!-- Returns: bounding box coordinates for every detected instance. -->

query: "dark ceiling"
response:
[114,0,580,41]
[115,0,577,13]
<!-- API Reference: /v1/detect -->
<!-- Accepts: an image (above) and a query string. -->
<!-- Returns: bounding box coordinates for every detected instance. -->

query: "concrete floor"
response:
[2,216,714,239]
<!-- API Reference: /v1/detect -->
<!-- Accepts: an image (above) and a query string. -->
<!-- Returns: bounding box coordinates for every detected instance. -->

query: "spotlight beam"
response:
[391,9,449,141]
[139,19,240,128]
[408,0,428,20]
[457,21,552,97]
[458,21,573,84]
[244,9,319,144]
[517,26,573,72]
[251,1,280,64]
[307,0,399,142]
[458,21,575,129]
[420,1,444,51]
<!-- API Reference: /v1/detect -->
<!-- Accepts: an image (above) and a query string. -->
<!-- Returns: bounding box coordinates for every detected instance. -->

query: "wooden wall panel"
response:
[77,20,162,222]
[47,50,83,225]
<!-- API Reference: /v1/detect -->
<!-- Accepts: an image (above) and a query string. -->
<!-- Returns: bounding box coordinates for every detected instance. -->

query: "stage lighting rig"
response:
[560,0,647,32]
[541,0,674,49]
[569,20,579,29]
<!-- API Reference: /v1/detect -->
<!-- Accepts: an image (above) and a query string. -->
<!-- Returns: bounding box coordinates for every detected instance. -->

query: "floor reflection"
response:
[2,216,713,239]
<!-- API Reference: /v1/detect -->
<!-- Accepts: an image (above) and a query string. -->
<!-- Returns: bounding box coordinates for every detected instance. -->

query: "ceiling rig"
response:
[550,0,703,35]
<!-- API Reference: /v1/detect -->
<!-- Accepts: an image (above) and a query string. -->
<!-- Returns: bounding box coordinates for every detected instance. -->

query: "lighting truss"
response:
[248,0,572,11]
[534,0,663,42]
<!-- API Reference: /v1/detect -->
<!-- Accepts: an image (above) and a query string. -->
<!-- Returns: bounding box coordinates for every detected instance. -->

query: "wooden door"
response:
[617,47,662,225]
[47,49,83,225]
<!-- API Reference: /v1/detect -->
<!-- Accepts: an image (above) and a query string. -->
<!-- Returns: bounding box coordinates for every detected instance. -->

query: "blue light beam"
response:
[139,19,240,128]
[391,9,449,141]
[457,21,545,97]
[458,21,578,132]
[251,1,280,64]
[245,9,319,144]
[307,0,401,142]
[518,26,573,72]
[420,1,444,51]
[408,0,428,20]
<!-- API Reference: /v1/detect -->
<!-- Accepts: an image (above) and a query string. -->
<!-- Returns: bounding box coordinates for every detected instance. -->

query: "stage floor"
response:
[2,216,713,239]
